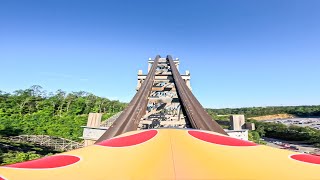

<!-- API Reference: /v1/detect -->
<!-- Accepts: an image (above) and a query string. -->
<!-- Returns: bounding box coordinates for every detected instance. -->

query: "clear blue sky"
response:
[0,0,319,108]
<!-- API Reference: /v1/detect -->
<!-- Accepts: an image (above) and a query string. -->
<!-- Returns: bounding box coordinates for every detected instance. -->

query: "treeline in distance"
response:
[0,85,126,140]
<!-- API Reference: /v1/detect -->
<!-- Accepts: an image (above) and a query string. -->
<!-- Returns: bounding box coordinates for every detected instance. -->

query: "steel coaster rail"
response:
[95,55,160,142]
[167,55,228,135]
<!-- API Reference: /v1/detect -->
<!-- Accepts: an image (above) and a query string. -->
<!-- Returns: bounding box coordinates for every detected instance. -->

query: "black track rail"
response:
[167,55,228,135]
[95,55,227,143]
[95,55,160,143]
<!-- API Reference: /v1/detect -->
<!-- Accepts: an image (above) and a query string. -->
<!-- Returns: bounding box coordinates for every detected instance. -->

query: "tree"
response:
[0,86,127,141]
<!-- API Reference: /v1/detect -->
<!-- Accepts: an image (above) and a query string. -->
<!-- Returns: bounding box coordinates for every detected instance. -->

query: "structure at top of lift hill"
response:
[81,56,254,146]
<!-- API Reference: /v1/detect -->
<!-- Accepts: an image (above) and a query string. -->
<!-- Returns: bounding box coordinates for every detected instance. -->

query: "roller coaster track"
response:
[96,55,226,143]
[2,55,320,180]
[167,55,227,135]
[8,135,83,151]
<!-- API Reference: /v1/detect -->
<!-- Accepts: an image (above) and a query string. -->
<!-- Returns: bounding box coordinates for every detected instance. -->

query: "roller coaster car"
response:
[1,129,320,180]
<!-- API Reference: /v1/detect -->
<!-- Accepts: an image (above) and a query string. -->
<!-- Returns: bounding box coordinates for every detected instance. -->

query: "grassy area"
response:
[248,114,295,121]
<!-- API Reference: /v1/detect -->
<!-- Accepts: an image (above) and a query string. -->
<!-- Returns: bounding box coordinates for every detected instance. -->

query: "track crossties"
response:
[96,55,226,143]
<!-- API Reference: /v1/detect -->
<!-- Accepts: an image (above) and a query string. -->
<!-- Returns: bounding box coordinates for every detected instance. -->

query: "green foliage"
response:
[2,152,41,165]
[253,120,320,146]
[206,106,320,118]
[0,137,60,165]
[248,131,266,145]
[0,86,127,165]
[0,86,127,141]
[206,107,320,146]
[102,113,116,120]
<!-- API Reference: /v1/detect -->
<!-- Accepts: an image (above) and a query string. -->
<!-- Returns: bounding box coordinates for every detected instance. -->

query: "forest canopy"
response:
[0,85,127,140]
[1,86,319,165]
[206,106,320,118]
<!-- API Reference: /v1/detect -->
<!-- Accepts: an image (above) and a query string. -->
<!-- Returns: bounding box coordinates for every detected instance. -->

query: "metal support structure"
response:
[95,55,160,142]
[8,135,83,151]
[167,55,227,135]
[92,55,227,144]
[138,57,190,129]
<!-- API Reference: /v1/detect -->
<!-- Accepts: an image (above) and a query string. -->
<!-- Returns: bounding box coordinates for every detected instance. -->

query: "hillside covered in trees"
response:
[2,85,319,142]
[206,106,320,118]
[0,85,126,141]
[1,86,319,164]
[0,86,127,165]
[252,120,320,148]
[206,106,320,148]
